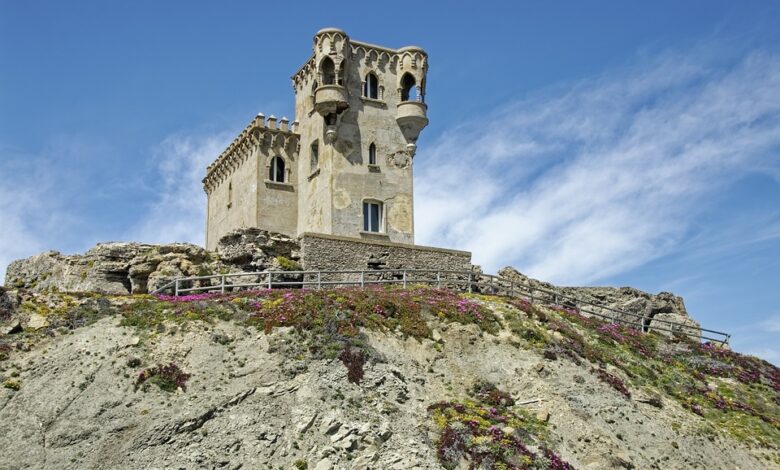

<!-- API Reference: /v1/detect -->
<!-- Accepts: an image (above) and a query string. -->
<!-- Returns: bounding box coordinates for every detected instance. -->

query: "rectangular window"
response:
[363,201,382,232]
[310,142,319,172]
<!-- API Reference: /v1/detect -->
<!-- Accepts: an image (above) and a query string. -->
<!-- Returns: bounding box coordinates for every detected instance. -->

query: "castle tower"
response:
[291,28,428,244]
[203,28,428,249]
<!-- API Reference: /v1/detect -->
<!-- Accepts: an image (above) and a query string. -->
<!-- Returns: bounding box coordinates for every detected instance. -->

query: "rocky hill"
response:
[0,279,777,469]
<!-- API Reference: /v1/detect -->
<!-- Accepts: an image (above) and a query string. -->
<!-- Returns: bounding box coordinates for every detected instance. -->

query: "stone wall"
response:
[204,117,300,250]
[299,232,471,282]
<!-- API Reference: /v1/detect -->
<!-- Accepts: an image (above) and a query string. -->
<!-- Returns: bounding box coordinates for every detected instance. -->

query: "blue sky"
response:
[1,1,779,364]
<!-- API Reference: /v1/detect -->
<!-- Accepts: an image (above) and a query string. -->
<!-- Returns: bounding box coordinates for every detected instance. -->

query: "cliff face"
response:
[0,287,776,469]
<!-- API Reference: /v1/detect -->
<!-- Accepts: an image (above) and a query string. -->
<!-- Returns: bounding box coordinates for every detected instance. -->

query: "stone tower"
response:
[203,28,428,249]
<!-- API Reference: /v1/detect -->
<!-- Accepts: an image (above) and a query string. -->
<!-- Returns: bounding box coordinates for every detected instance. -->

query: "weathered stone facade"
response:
[204,28,428,250]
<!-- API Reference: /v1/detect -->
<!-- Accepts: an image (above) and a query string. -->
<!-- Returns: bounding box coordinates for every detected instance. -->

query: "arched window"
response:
[368,143,377,165]
[400,73,416,101]
[310,141,319,172]
[269,156,285,182]
[321,57,336,85]
[364,73,378,99]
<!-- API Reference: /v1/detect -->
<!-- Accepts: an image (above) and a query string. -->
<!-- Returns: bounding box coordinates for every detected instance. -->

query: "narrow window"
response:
[363,201,382,232]
[400,73,416,101]
[227,182,233,208]
[321,57,335,85]
[269,156,285,182]
[368,143,377,165]
[310,141,319,172]
[363,73,378,99]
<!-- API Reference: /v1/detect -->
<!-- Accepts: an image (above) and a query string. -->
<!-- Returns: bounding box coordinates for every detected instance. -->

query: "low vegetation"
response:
[429,381,572,469]
[2,284,778,465]
[135,363,191,392]
[502,297,780,447]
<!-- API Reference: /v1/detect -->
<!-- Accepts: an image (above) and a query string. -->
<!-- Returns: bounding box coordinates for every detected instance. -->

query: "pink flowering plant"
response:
[501,296,780,446]
[429,381,573,469]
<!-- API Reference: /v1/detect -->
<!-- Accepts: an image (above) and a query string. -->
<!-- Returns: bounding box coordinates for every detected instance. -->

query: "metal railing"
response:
[151,268,730,345]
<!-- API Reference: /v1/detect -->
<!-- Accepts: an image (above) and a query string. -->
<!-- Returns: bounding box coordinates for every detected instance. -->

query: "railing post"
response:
[267,272,272,289]
[468,272,473,293]
[221,275,225,294]
[174,279,179,297]
[402,270,407,288]
[437,271,441,289]
[317,271,322,289]
[360,271,365,288]
[509,281,514,297]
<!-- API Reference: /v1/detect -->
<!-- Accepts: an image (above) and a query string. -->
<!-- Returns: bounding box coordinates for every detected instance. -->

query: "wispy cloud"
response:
[415,48,780,285]
[730,314,780,366]
[127,132,232,245]
[0,140,96,281]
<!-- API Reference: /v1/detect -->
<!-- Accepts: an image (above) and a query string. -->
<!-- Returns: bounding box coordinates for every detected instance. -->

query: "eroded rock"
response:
[3,228,301,295]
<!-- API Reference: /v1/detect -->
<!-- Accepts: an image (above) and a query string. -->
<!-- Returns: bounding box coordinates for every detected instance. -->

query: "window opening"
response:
[310,141,319,171]
[400,73,416,101]
[368,143,377,165]
[364,73,378,99]
[321,57,336,85]
[269,156,285,182]
[363,201,382,232]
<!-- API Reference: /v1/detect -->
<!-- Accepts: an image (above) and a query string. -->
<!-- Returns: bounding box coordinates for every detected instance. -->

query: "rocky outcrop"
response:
[3,229,300,295]
[0,287,17,323]
[498,267,700,337]
[0,295,771,469]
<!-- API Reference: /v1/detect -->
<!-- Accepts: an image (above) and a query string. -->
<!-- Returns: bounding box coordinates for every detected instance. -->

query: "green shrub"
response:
[276,256,302,271]
[3,379,21,391]
[135,363,190,392]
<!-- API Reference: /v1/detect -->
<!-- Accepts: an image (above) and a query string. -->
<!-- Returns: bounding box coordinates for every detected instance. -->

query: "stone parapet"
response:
[202,113,299,194]
[299,232,471,274]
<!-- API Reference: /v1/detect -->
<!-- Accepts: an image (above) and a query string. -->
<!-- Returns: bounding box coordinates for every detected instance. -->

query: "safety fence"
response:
[152,269,730,345]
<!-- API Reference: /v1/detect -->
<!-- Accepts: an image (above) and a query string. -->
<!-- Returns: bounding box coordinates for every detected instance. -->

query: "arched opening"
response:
[368,143,377,165]
[269,156,285,182]
[310,141,319,172]
[321,57,336,85]
[400,73,416,101]
[364,73,379,99]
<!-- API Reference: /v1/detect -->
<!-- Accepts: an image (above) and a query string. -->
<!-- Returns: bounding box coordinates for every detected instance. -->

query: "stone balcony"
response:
[396,101,428,143]
[314,85,349,116]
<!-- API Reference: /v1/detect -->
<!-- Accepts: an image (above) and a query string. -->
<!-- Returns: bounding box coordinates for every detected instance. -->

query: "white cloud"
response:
[128,132,233,245]
[415,49,780,285]
[0,147,84,282]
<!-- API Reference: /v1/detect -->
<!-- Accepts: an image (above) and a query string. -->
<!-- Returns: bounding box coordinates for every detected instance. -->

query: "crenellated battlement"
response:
[202,113,300,194]
[291,33,428,96]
